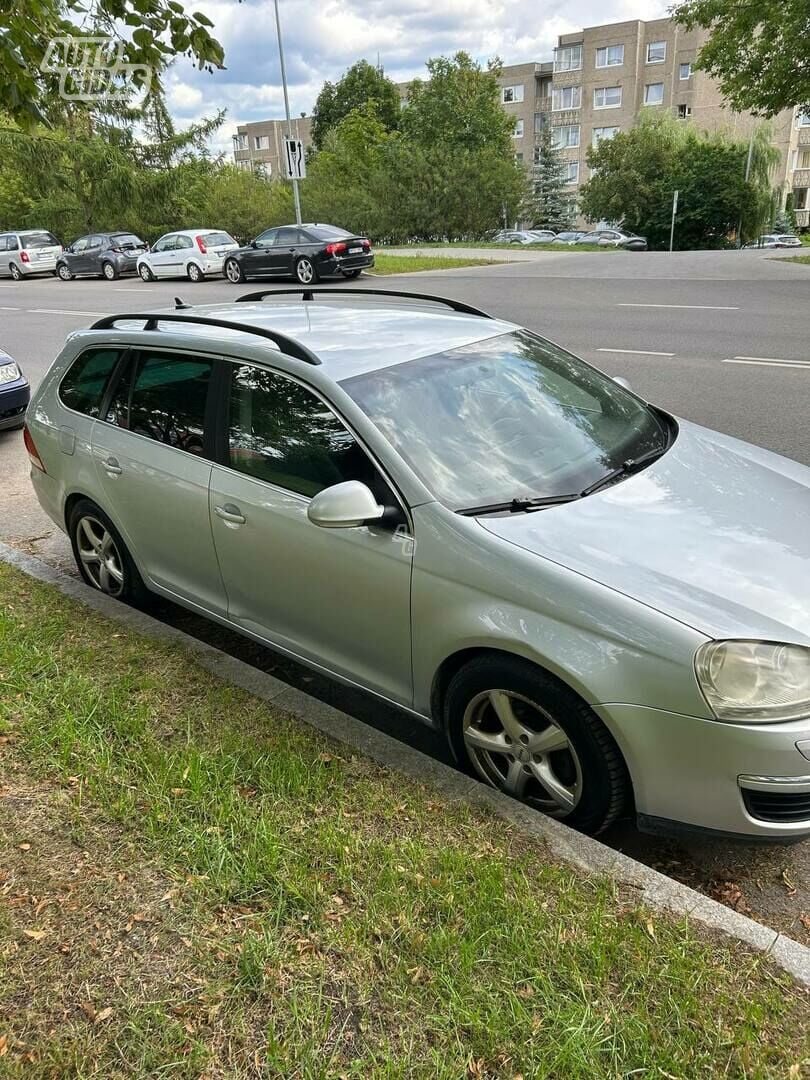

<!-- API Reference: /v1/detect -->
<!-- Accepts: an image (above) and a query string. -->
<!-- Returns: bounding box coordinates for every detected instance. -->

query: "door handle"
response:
[214,503,246,525]
[103,455,122,475]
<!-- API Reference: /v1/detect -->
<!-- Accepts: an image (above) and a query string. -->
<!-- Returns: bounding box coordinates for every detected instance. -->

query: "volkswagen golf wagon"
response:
[24,288,810,839]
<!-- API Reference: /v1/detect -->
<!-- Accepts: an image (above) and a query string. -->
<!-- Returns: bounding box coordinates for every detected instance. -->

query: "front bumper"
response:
[0,378,30,429]
[595,702,810,838]
[320,253,375,278]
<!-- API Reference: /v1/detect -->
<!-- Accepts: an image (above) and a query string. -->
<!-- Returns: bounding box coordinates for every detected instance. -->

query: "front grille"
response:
[742,788,810,823]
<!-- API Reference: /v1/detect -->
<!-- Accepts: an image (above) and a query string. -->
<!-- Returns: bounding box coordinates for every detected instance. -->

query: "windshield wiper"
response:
[579,444,668,497]
[458,493,581,516]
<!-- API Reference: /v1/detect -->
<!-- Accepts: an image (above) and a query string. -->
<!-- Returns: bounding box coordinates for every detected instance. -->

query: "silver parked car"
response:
[0,229,63,279]
[25,289,810,839]
[137,229,238,282]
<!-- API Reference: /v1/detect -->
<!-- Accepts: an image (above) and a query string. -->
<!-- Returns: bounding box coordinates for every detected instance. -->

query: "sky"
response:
[162,0,670,154]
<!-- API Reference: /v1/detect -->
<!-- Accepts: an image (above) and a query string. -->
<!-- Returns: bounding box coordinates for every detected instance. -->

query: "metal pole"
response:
[669,189,678,252]
[738,130,755,247]
[273,0,302,226]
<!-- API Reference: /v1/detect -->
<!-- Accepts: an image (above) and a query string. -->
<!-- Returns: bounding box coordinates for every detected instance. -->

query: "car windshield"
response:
[21,231,59,248]
[110,233,143,247]
[307,225,354,241]
[341,331,671,512]
[202,232,235,246]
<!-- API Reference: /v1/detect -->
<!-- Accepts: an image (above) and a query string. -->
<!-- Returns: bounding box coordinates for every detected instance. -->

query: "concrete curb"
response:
[2,540,809,987]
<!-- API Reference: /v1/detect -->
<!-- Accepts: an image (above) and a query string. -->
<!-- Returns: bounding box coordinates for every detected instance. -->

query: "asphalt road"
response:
[1,249,809,942]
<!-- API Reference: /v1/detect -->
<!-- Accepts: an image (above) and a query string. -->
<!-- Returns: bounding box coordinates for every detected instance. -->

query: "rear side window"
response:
[0,236,7,252]
[202,232,234,246]
[105,351,212,455]
[227,364,380,497]
[58,348,122,417]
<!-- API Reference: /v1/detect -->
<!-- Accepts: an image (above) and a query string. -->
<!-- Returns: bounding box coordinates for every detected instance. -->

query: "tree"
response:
[311,60,401,150]
[402,52,514,154]
[0,0,224,127]
[579,114,778,249]
[526,126,573,231]
[204,166,293,245]
[673,0,810,117]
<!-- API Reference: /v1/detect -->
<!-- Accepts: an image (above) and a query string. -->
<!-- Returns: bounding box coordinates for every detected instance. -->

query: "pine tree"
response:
[526,125,574,231]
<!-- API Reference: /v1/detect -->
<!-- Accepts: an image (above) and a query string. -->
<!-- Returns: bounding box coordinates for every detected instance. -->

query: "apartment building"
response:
[501,18,807,226]
[232,115,313,177]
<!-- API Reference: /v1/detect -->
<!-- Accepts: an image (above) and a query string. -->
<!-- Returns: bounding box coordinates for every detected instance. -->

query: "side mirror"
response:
[249,239,258,248]
[613,376,633,392]
[307,481,384,529]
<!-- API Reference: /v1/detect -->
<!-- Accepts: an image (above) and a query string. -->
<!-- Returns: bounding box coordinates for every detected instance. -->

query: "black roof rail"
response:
[89,312,322,366]
[235,286,492,319]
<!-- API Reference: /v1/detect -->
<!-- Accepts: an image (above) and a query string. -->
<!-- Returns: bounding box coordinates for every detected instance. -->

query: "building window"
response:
[502,84,524,104]
[515,151,524,164]
[595,44,624,68]
[552,85,581,111]
[592,126,619,145]
[253,135,270,150]
[797,149,810,170]
[593,85,622,109]
[677,103,692,120]
[798,112,810,127]
[646,41,666,63]
[513,119,524,138]
[554,45,583,72]
[233,133,248,150]
[534,112,545,133]
[679,62,692,80]
[564,161,580,184]
[644,83,665,106]
[552,124,580,148]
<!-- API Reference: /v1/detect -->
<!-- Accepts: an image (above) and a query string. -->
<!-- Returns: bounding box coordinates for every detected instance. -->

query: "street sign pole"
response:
[669,189,679,252]
[273,0,302,226]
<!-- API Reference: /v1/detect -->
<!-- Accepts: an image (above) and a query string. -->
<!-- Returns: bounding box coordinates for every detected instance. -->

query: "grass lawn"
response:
[0,562,808,1077]
[371,253,507,274]
[771,254,810,265]
[377,242,615,254]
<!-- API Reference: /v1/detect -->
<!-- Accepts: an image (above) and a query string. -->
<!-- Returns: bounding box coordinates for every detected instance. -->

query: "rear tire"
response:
[68,499,150,607]
[294,257,318,285]
[187,262,203,283]
[102,261,118,280]
[444,654,631,835]
[9,263,22,281]
[138,263,154,282]
[343,269,362,280]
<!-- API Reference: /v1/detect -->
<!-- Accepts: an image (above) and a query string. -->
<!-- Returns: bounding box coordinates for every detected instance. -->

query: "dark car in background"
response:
[223,224,374,285]
[56,232,149,281]
[0,345,29,430]
[577,229,648,251]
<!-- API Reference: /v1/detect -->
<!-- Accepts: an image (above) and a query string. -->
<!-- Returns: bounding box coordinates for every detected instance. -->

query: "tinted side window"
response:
[106,352,212,454]
[59,348,122,417]
[228,365,380,498]
[177,235,193,249]
[0,236,7,253]
[255,229,278,247]
[276,227,302,244]
[7,237,18,251]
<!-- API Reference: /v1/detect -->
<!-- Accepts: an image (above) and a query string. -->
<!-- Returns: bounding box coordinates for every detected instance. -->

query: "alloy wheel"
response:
[9,263,22,280]
[225,260,243,283]
[462,689,583,816]
[188,263,202,282]
[57,264,73,280]
[296,258,314,284]
[103,262,116,280]
[138,264,152,281]
[75,515,125,597]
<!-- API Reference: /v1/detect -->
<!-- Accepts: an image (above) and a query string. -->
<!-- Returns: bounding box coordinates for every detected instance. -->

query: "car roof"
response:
[91,298,517,381]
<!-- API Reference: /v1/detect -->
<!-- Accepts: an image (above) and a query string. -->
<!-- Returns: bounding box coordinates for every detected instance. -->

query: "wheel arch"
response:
[64,491,148,581]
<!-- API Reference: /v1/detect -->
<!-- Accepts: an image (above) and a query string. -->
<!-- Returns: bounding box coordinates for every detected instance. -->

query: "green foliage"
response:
[526,126,574,231]
[673,0,810,117]
[310,59,401,150]
[402,52,514,154]
[580,114,779,249]
[0,0,224,127]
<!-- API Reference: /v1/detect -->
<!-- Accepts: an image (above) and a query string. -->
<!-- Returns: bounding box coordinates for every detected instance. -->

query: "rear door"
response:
[91,348,226,614]
[272,226,304,275]
[0,235,8,275]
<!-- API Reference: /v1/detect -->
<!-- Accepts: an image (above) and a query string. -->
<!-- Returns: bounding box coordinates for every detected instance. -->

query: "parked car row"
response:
[744,234,802,249]
[0,224,375,284]
[492,228,648,250]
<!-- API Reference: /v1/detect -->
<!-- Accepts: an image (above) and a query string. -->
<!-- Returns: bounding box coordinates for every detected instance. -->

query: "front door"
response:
[209,360,414,706]
[91,347,227,614]
[241,228,281,277]
[148,234,178,277]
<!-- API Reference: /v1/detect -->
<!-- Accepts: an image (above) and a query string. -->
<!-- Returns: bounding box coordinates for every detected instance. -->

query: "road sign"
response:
[672,189,679,214]
[284,138,306,180]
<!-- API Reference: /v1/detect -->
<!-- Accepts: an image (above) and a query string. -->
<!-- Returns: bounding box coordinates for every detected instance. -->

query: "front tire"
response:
[68,500,149,607]
[224,258,245,284]
[187,262,203,283]
[102,261,118,280]
[138,263,154,282]
[57,263,74,281]
[444,655,630,834]
[294,257,317,285]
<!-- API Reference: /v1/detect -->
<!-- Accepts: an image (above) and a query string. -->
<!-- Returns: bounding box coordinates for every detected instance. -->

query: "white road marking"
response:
[617,302,739,310]
[733,354,809,364]
[28,308,106,316]
[597,347,674,357]
[0,306,20,310]
[112,286,157,292]
[723,358,810,370]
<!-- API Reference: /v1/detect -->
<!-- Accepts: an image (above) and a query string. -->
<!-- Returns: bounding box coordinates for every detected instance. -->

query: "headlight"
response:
[0,360,20,385]
[695,640,810,723]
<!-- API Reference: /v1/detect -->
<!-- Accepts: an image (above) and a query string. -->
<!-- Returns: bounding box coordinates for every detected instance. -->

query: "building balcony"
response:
[792,169,810,188]
[797,127,810,146]
[535,96,552,113]
[794,208,809,227]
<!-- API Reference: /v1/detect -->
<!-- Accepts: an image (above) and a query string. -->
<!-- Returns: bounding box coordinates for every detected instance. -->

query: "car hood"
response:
[479,420,810,645]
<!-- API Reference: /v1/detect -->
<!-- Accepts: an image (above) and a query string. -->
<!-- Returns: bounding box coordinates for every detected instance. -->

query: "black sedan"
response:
[223,224,374,285]
[56,232,149,281]
[0,345,30,431]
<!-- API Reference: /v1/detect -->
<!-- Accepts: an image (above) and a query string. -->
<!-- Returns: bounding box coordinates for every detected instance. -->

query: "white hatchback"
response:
[137,229,238,283]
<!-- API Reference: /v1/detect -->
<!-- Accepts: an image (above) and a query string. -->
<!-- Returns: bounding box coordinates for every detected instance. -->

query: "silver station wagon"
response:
[25,289,810,838]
